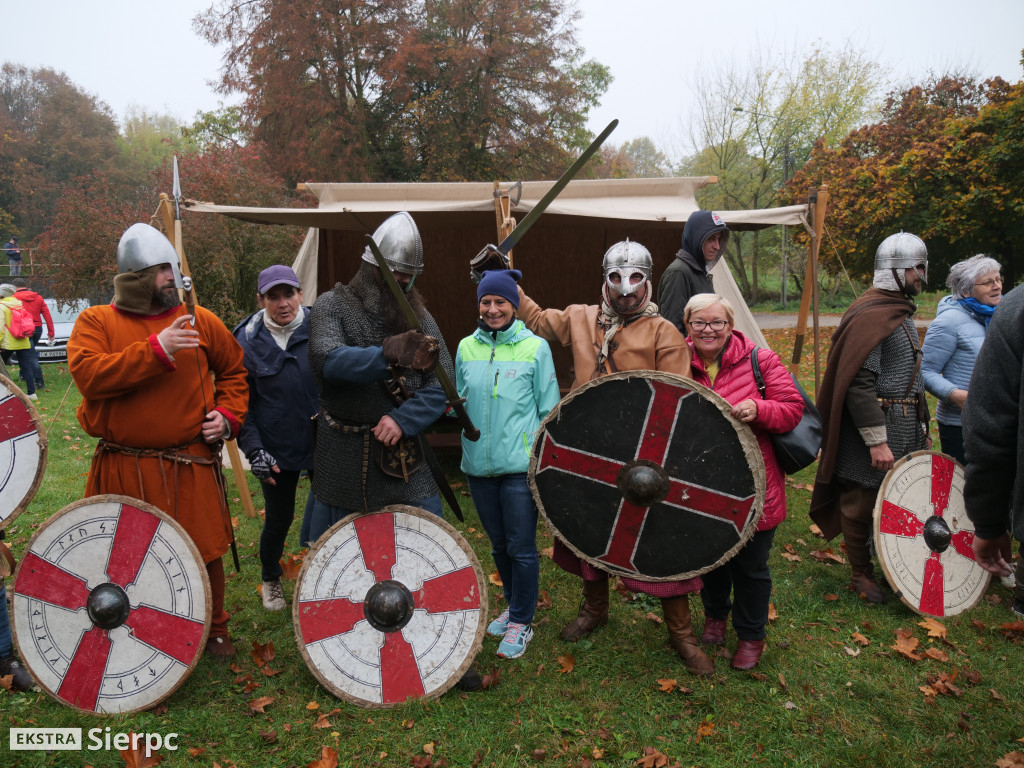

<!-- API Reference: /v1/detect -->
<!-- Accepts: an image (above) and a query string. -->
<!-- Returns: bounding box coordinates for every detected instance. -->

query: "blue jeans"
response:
[0,583,13,658]
[27,327,45,388]
[468,473,539,625]
[1,345,34,396]
[303,492,442,546]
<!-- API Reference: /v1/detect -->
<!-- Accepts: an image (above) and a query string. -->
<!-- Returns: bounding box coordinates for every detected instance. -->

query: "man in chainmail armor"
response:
[810,232,930,604]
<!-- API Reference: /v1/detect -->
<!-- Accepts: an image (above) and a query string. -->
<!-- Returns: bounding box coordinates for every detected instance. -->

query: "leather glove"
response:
[247,449,277,482]
[469,244,510,284]
[382,329,440,371]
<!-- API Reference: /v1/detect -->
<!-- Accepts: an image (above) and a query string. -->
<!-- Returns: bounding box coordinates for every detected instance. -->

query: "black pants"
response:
[258,469,310,582]
[700,527,777,641]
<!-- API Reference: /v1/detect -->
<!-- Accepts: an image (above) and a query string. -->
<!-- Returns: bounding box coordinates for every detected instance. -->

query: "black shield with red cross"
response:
[12,495,210,714]
[293,505,487,708]
[529,371,765,581]
[0,373,47,529]
[874,451,990,618]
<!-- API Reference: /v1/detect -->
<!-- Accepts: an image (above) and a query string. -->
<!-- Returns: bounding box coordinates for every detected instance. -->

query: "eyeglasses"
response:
[975,277,1003,288]
[688,319,729,331]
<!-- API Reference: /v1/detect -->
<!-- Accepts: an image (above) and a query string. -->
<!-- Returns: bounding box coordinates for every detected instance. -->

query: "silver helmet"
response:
[361,212,424,276]
[875,232,928,284]
[116,223,184,288]
[602,240,652,297]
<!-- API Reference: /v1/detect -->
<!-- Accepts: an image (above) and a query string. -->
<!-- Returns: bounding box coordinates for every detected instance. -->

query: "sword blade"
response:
[496,119,618,255]
[172,156,181,219]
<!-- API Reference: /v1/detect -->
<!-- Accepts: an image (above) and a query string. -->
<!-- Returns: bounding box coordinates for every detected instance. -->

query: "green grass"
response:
[2,360,1023,768]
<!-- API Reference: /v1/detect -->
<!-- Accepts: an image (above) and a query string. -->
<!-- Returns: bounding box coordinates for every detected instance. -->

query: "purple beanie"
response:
[477,269,522,308]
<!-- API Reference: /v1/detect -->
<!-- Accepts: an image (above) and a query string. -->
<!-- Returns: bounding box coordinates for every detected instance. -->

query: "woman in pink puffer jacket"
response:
[684,294,803,670]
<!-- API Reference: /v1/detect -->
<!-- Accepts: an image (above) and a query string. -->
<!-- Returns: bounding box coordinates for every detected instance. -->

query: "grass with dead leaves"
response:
[2,344,1023,768]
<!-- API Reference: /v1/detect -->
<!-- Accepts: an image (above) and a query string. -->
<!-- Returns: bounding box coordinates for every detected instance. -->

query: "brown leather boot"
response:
[559,578,609,642]
[661,597,714,677]
[730,639,766,670]
[850,570,885,604]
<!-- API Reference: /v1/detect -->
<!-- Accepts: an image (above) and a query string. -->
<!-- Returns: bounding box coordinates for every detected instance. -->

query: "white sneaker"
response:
[487,608,510,637]
[27,393,37,401]
[1000,573,1016,590]
[261,579,286,611]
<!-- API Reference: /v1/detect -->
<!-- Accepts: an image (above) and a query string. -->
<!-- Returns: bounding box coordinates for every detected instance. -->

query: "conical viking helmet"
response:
[361,212,424,276]
[875,232,928,283]
[116,223,184,288]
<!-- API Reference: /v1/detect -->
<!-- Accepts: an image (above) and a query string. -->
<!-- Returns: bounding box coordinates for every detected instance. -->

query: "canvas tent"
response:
[186,177,812,385]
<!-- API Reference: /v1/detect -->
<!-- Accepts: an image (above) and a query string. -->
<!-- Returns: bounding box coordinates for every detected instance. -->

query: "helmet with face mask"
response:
[116,223,184,288]
[602,240,652,297]
[874,232,928,293]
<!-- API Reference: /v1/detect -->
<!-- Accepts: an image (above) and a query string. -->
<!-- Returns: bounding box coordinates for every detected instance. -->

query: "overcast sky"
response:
[5,0,1023,154]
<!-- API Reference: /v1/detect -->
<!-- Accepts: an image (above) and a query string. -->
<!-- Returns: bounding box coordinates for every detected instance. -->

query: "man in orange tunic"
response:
[68,223,249,659]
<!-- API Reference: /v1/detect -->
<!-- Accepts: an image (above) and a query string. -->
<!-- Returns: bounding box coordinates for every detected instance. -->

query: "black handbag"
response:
[750,348,822,474]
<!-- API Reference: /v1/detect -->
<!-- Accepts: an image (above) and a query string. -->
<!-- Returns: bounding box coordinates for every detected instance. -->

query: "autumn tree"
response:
[589,137,672,179]
[0,64,126,241]
[678,42,885,301]
[784,73,1016,286]
[194,0,610,184]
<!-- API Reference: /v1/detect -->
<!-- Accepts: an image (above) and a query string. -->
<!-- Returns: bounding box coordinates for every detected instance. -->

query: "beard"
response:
[153,284,182,310]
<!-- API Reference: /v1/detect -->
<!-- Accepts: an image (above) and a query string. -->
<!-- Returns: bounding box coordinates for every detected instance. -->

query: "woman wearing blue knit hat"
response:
[456,269,561,659]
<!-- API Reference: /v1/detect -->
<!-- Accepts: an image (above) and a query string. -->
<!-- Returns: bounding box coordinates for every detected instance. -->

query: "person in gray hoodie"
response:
[658,211,730,333]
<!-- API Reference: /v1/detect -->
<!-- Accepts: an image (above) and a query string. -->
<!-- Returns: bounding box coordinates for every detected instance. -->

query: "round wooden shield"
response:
[874,451,990,617]
[293,505,487,709]
[0,373,47,529]
[529,371,766,581]
[11,495,210,714]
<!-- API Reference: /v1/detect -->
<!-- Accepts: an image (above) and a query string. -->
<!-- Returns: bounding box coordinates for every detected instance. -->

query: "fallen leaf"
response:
[488,571,503,587]
[996,752,1024,768]
[231,516,240,529]
[535,664,544,677]
[843,646,861,657]
[120,732,163,768]
[261,666,283,677]
[923,647,950,662]
[307,746,339,768]
[242,681,260,693]
[918,618,947,639]
[313,713,333,730]
[532,748,547,761]
[999,621,1024,633]
[636,745,671,767]
[187,748,205,757]
[809,549,846,565]
[992,689,1005,702]
[536,590,553,610]
[402,719,415,729]
[852,632,870,646]
[280,555,303,581]
[891,629,923,661]
[646,612,664,626]
[229,663,244,674]
[809,523,824,537]
[252,639,276,664]
[783,701,798,710]
[259,731,277,743]
[557,654,575,674]
[767,604,778,621]
[481,666,502,689]
[423,741,436,755]
[410,757,431,768]
[306,701,320,711]
[780,551,802,562]
[970,618,987,631]
[824,593,839,602]
[656,678,677,692]
[248,695,276,713]
[592,748,606,759]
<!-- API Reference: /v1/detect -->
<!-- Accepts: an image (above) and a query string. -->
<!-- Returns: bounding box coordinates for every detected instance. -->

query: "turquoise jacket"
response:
[456,319,561,477]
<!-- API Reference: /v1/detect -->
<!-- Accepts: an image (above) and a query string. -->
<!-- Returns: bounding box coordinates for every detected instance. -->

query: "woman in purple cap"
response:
[456,269,561,659]
[233,265,320,611]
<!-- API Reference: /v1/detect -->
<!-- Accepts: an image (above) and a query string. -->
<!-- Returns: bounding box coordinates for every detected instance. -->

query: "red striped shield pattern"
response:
[0,373,46,528]
[874,451,990,618]
[293,506,486,708]
[529,371,765,581]
[12,495,210,713]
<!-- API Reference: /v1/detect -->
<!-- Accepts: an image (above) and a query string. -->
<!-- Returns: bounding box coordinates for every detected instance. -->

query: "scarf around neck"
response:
[596,283,660,373]
[959,297,996,327]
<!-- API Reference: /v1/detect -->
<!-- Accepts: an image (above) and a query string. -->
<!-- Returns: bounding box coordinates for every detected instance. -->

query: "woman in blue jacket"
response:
[456,269,561,659]
[922,254,1002,464]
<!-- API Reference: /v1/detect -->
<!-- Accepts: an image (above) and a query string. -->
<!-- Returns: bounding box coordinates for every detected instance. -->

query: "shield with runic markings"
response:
[12,495,210,713]
[874,451,990,617]
[0,373,46,529]
[293,505,486,708]
[529,371,765,581]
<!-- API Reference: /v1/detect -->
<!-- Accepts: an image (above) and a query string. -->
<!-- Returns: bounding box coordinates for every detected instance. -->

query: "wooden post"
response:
[154,195,257,518]
[811,185,829,394]
[492,181,517,266]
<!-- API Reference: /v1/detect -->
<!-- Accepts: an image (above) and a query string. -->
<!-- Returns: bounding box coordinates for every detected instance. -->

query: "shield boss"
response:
[293,505,487,708]
[874,451,990,617]
[529,371,765,581]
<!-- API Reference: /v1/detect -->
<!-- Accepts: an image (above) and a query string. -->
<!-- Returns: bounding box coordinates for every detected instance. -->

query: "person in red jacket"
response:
[684,293,803,670]
[12,278,54,391]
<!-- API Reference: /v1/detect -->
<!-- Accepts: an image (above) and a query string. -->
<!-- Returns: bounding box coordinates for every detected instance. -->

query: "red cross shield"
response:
[529,371,765,581]
[0,373,46,529]
[294,505,487,708]
[874,451,991,618]
[12,495,210,713]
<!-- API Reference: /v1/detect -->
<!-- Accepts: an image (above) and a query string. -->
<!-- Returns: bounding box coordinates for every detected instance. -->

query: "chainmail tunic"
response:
[307,268,455,511]
[835,316,927,488]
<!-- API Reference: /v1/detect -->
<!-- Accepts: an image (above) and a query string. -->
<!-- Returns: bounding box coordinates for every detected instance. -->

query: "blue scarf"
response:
[959,297,996,327]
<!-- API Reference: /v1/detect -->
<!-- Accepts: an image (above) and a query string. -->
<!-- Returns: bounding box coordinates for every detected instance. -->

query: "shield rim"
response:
[292,504,488,709]
[528,370,766,581]
[0,372,48,531]
[11,493,212,715]
[873,450,991,618]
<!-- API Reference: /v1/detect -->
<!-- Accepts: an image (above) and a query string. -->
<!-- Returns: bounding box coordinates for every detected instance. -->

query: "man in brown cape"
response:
[810,233,930,604]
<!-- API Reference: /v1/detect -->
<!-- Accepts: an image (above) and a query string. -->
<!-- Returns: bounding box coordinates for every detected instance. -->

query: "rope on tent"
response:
[823,223,861,299]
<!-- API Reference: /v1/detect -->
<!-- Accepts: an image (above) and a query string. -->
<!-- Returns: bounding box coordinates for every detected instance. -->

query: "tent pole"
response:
[811,185,828,394]
[789,191,817,379]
